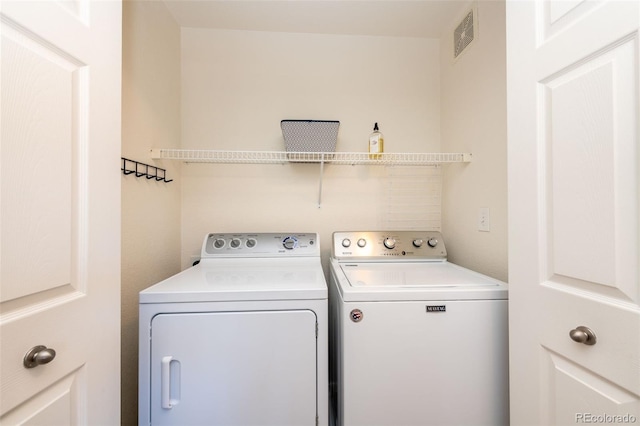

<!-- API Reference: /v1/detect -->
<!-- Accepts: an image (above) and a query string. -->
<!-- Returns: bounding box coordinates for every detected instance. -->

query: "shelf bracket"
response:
[318,154,326,208]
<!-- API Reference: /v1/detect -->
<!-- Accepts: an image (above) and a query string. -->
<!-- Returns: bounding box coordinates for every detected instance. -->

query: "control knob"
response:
[283,236,297,250]
[230,238,242,249]
[213,239,225,249]
[357,238,367,248]
[383,238,396,249]
[342,239,351,248]
[413,239,424,248]
[427,238,438,248]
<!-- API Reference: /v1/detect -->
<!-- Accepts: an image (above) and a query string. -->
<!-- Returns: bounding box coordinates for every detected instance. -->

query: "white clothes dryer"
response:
[139,232,328,426]
[328,231,508,426]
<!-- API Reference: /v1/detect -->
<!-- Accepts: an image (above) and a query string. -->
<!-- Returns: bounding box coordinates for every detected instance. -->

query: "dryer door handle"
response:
[161,356,181,409]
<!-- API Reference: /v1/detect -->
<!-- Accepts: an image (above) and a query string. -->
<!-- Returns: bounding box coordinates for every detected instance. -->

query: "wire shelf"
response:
[150,149,471,165]
[149,148,471,208]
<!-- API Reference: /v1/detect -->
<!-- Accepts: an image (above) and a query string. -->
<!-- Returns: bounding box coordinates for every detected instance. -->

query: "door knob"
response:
[23,345,57,368]
[569,326,597,346]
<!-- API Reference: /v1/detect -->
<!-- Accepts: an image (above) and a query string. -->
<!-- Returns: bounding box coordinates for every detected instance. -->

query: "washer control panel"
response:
[332,231,446,261]
[202,232,319,258]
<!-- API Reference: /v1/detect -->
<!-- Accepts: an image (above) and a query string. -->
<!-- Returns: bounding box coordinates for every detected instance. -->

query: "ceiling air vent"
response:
[454,7,476,59]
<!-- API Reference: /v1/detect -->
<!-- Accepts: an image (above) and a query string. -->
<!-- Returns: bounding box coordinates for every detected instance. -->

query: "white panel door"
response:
[0,0,121,424]
[507,1,640,424]
[149,310,318,426]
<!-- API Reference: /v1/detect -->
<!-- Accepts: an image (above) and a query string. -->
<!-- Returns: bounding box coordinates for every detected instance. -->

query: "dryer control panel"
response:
[202,232,320,258]
[332,231,447,261]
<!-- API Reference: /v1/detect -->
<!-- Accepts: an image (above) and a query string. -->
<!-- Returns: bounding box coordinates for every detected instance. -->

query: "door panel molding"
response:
[538,34,638,303]
[0,368,86,425]
[541,350,639,425]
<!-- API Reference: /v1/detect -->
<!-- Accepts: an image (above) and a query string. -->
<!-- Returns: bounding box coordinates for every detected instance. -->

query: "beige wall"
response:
[440,0,508,281]
[121,1,181,424]
[179,29,443,269]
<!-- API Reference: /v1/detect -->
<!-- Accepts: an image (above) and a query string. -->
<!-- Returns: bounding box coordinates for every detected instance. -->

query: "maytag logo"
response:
[426,305,446,313]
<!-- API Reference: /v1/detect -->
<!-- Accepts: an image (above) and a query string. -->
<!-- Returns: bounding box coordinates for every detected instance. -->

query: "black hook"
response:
[122,158,135,175]
[146,165,156,180]
[135,164,143,177]
[155,168,173,183]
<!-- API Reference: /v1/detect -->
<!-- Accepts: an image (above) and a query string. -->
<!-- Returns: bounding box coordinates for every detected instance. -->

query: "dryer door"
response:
[149,310,318,426]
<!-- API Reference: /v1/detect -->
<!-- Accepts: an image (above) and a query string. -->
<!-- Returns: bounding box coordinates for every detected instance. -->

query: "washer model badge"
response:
[350,309,363,322]
[426,305,446,313]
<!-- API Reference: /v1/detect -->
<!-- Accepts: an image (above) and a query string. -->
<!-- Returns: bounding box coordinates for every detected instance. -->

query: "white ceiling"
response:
[163,0,470,38]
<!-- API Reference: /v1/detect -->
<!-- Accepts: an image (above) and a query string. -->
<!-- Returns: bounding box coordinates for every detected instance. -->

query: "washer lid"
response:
[333,260,507,301]
[140,258,327,304]
[341,262,501,287]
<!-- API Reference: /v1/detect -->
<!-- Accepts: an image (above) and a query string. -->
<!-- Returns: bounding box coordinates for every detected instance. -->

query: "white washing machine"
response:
[328,231,508,426]
[139,232,328,426]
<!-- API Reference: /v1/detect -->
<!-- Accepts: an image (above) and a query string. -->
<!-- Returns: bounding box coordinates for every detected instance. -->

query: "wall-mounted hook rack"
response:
[121,157,173,182]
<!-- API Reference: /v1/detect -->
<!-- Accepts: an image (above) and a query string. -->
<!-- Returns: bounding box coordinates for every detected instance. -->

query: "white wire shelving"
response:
[150,149,472,207]
[150,149,472,165]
